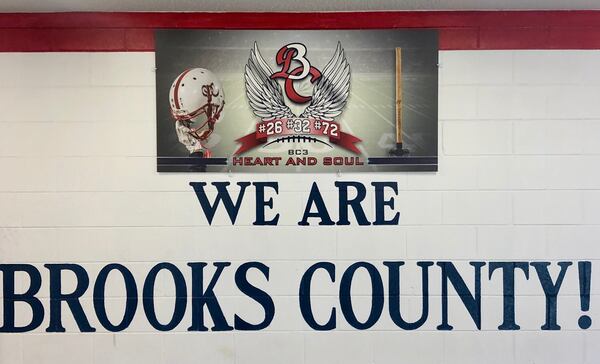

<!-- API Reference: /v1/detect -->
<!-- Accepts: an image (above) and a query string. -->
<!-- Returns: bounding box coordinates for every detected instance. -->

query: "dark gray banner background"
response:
[156,29,438,172]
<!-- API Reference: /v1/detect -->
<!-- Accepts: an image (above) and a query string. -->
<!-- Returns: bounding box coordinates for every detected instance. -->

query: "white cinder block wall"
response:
[0,50,599,364]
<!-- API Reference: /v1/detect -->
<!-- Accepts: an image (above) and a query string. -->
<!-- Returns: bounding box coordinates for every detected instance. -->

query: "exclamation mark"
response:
[578,261,592,329]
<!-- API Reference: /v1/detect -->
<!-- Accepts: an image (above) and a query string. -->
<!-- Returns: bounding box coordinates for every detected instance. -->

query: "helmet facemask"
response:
[172,83,225,141]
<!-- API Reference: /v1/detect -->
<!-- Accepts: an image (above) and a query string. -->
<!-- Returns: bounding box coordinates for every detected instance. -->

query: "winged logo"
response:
[244,41,351,122]
[235,42,360,155]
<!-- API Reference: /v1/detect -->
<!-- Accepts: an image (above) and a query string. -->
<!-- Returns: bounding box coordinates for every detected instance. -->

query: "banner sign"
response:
[155,30,438,172]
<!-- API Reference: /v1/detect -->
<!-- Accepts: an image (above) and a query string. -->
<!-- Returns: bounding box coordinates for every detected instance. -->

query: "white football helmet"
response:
[169,68,225,148]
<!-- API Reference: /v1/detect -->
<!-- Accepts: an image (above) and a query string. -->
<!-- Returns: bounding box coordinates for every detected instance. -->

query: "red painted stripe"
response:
[1,11,600,29]
[479,27,550,49]
[0,11,600,51]
[173,69,191,109]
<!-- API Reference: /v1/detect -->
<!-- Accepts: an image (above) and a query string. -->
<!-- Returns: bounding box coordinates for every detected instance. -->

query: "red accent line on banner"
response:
[1,11,600,51]
[235,132,267,155]
[333,132,362,155]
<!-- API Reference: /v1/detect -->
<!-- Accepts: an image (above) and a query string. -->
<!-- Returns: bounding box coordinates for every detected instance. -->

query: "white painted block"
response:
[398,192,443,225]
[0,124,56,157]
[583,191,600,224]
[0,334,23,364]
[514,120,584,155]
[406,225,477,259]
[0,158,59,192]
[90,53,155,86]
[0,228,61,263]
[9,191,211,227]
[475,155,549,191]
[93,334,163,364]
[0,53,90,87]
[546,225,600,260]
[440,51,513,85]
[510,156,549,190]
[474,156,511,190]
[513,190,583,225]
[443,121,512,155]
[0,87,154,123]
[477,86,547,120]
[584,331,600,364]
[515,331,584,364]
[236,332,303,364]
[443,191,512,224]
[582,120,600,154]
[373,331,444,364]
[514,50,600,85]
[545,156,600,189]
[547,86,600,119]
[163,333,235,364]
[438,86,478,120]
[444,331,514,364]
[477,225,547,259]
[304,332,373,364]
[405,156,478,190]
[337,225,407,260]
[53,122,155,157]
[22,335,93,364]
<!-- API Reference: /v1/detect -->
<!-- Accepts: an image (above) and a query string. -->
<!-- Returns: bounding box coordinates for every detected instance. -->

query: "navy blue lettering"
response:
[143,263,187,331]
[234,262,274,330]
[339,262,384,330]
[93,264,138,332]
[299,262,336,330]
[437,261,485,330]
[0,264,44,333]
[298,182,335,226]
[45,264,95,332]
[189,182,251,225]
[187,262,233,331]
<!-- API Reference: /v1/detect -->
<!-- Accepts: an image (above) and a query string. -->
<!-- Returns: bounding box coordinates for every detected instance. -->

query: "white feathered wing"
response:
[245,42,294,121]
[300,42,351,121]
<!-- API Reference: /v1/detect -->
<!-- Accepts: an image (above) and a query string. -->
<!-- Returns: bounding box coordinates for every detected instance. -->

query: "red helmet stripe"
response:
[173,69,191,109]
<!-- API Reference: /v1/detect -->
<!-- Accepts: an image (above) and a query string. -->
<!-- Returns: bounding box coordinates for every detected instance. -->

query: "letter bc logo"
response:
[270,43,322,104]
[239,41,361,155]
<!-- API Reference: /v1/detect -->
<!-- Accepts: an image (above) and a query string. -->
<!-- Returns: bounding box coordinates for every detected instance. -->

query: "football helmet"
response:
[169,68,225,149]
